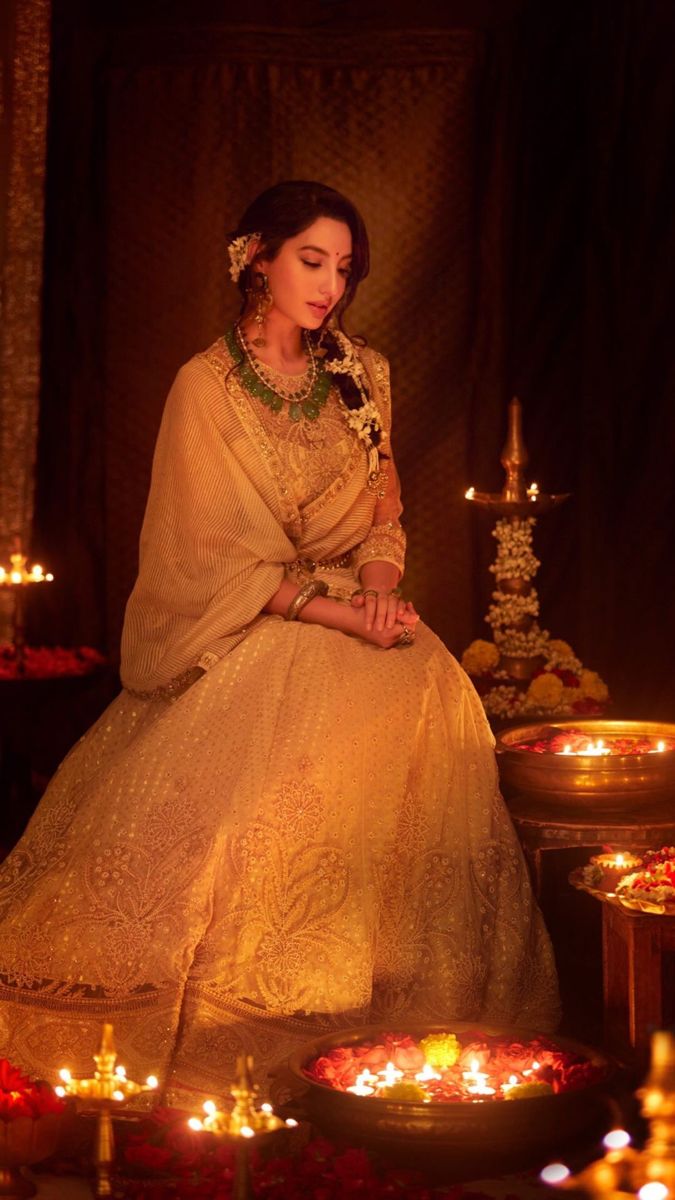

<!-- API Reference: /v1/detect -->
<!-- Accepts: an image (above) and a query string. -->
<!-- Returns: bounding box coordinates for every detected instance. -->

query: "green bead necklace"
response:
[226,325,331,423]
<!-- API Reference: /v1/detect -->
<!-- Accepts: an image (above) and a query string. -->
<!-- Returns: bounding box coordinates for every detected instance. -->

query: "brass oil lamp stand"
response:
[465,397,569,681]
[55,1023,158,1198]
[188,1054,300,1200]
[543,1030,675,1200]
[0,536,53,671]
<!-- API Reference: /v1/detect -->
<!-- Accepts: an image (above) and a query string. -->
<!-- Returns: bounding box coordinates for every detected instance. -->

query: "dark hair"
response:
[230,181,380,442]
[231,180,369,332]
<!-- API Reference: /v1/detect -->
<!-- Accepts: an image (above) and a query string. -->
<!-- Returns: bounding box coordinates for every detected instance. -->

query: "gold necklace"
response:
[229,325,331,422]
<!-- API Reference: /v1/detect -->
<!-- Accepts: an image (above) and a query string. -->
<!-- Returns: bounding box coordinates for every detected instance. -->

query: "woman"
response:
[0,182,558,1103]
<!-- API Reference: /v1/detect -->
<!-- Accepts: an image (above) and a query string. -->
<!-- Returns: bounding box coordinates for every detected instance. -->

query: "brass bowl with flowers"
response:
[285,1023,615,1180]
[495,719,675,816]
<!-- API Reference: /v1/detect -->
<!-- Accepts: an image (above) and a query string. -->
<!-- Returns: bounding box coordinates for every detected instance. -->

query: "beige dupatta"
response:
[120,337,401,695]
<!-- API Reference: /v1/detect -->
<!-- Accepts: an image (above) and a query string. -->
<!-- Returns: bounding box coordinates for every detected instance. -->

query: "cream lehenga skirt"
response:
[0,616,558,1103]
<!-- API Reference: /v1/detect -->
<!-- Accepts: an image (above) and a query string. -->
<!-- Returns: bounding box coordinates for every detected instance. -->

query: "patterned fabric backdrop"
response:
[0,0,50,637]
[37,24,507,662]
[28,4,675,719]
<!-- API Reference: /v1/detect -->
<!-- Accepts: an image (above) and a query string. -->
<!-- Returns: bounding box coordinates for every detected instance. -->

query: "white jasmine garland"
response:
[490,517,540,581]
[493,624,549,657]
[487,589,540,629]
[544,646,582,673]
[483,685,525,718]
[326,330,368,381]
[341,397,383,446]
[227,232,260,282]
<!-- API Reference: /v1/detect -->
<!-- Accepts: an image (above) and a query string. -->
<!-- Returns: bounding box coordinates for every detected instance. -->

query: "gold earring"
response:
[250,273,272,347]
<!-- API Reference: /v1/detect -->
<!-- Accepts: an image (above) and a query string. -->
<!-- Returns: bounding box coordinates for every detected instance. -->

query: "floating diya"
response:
[286,1024,614,1179]
[496,719,675,814]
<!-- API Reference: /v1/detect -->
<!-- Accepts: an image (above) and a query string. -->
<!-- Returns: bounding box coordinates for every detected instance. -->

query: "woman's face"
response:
[259,217,353,331]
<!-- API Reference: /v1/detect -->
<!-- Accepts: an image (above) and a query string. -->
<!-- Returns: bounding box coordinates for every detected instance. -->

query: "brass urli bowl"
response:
[286,1023,614,1180]
[495,719,675,816]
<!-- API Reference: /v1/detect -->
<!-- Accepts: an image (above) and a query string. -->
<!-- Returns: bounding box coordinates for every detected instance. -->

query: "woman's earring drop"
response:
[251,273,272,347]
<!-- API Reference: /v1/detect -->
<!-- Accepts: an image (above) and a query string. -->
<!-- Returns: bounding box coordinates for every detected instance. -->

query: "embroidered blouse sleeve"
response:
[351,351,406,579]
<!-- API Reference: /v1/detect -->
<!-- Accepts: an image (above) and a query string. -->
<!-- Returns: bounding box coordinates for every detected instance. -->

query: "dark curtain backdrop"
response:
[31,0,675,719]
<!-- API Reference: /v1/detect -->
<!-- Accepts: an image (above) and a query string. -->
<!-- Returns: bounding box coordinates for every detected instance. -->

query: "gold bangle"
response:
[284,578,329,621]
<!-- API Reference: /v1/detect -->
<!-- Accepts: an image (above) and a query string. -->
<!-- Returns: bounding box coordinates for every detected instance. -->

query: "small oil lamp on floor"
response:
[542,1029,675,1199]
[55,1022,158,1198]
[187,1054,300,1200]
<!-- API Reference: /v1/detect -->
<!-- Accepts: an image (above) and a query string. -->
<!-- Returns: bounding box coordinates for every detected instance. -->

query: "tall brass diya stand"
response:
[542,1029,675,1200]
[465,396,569,683]
[55,1023,159,1198]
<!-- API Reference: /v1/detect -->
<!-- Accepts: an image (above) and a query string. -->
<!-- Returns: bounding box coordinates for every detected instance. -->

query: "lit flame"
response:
[260,1102,273,1114]
[657,740,666,752]
[527,482,539,501]
[540,1163,571,1185]
[188,1117,203,1131]
[603,1129,631,1150]
[203,1100,216,1116]
[115,1065,127,1079]
[285,1118,298,1128]
[55,1086,66,1098]
[557,739,611,757]
[638,1185,669,1200]
[416,1063,442,1082]
[59,1068,72,1084]
[112,1089,125,1102]
[146,1075,158,1089]
[240,1126,255,1139]
[465,487,475,500]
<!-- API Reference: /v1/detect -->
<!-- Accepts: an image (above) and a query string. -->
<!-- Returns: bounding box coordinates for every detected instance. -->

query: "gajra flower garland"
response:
[461,517,609,719]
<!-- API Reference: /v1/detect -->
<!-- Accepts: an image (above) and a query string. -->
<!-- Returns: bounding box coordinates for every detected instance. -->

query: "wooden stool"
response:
[601,901,675,1062]
[506,794,675,898]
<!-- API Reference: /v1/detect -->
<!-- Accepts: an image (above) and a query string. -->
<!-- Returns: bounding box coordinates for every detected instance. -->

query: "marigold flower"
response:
[419,1033,461,1069]
[547,639,574,660]
[526,672,564,709]
[380,1081,428,1102]
[504,1080,554,1100]
[578,669,609,703]
[461,639,500,675]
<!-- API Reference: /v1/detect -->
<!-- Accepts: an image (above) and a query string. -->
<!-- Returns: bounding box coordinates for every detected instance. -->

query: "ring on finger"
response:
[395,626,416,648]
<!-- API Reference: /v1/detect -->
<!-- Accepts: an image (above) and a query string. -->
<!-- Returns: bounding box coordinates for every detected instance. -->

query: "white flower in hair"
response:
[228,232,260,282]
[326,329,367,380]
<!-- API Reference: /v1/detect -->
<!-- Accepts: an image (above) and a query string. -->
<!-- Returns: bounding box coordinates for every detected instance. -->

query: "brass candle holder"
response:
[55,1022,158,1198]
[0,536,53,670]
[187,1054,300,1200]
[542,1029,675,1199]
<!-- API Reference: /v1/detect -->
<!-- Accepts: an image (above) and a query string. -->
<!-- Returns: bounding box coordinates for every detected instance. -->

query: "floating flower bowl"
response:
[286,1023,614,1180]
[496,719,675,816]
